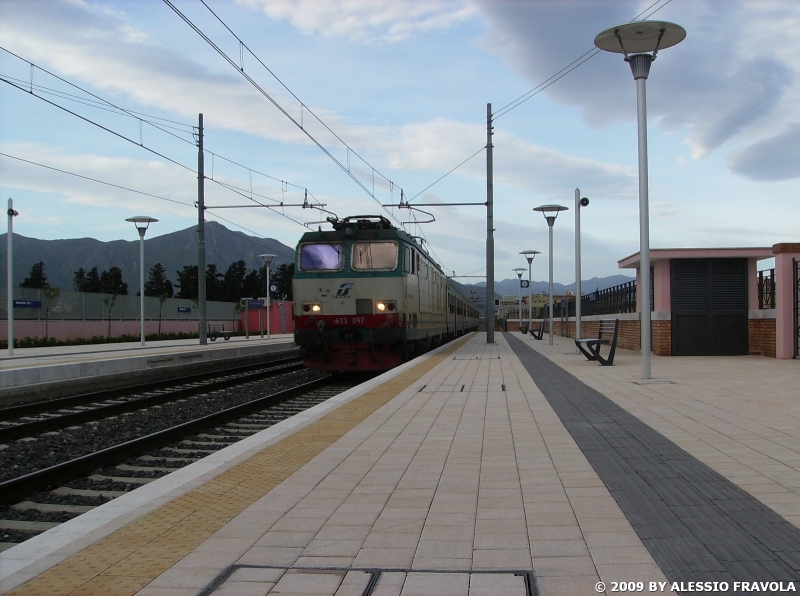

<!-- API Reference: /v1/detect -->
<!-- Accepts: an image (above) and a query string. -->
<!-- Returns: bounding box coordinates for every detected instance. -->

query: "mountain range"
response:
[0,221,294,292]
[0,223,633,296]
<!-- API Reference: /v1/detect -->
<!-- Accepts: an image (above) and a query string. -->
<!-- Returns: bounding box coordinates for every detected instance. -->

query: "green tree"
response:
[270,263,294,301]
[144,263,173,298]
[83,268,102,293]
[222,260,248,303]
[100,267,128,296]
[20,261,48,289]
[43,286,61,342]
[176,265,198,300]
[73,268,87,292]
[243,269,260,299]
[206,264,224,302]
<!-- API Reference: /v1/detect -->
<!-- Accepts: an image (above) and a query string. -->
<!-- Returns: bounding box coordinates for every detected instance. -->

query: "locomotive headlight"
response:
[303,303,322,314]
[375,300,396,313]
[311,304,321,313]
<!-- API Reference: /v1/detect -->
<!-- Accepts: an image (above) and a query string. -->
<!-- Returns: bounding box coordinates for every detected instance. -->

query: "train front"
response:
[292,216,405,371]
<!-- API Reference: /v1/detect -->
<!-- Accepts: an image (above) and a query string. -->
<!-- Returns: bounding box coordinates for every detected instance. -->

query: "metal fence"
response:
[0,287,239,322]
[758,269,775,309]
[539,280,639,320]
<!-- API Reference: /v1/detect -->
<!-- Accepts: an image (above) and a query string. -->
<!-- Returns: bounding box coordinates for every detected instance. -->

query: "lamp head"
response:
[126,216,158,233]
[533,204,568,226]
[520,249,540,265]
[594,21,686,55]
[513,267,525,279]
[258,253,277,265]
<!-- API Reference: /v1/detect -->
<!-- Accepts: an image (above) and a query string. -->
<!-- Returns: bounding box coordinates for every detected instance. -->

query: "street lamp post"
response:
[574,190,589,352]
[513,268,525,332]
[126,216,158,346]
[533,205,568,345]
[520,250,540,336]
[258,254,276,339]
[7,199,19,356]
[595,20,685,379]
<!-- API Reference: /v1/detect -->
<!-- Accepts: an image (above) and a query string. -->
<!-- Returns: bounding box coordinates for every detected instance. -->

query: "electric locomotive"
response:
[292,215,480,371]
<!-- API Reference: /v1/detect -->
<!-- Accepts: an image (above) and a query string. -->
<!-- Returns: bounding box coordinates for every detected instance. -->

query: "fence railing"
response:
[0,287,239,322]
[758,269,775,309]
[538,280,638,319]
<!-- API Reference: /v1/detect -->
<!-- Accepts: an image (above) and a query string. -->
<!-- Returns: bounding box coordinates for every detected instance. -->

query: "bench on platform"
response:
[575,319,619,366]
[208,322,233,341]
[530,321,544,340]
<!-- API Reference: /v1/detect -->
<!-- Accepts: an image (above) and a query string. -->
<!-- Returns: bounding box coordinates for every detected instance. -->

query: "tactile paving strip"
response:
[505,333,800,584]
[6,336,472,596]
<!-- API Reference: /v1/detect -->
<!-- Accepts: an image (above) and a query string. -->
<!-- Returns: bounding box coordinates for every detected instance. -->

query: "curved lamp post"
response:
[595,20,685,379]
[7,199,19,356]
[258,253,276,338]
[520,250,540,334]
[533,205,568,345]
[513,268,526,331]
[575,191,589,352]
[126,216,158,346]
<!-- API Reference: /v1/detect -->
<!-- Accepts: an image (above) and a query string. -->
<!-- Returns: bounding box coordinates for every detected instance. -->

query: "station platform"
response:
[0,334,298,404]
[1,332,799,595]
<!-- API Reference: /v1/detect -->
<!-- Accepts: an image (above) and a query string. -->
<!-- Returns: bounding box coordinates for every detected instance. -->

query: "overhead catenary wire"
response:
[1,46,328,228]
[0,151,295,255]
[0,151,193,208]
[405,0,675,198]
[162,0,405,229]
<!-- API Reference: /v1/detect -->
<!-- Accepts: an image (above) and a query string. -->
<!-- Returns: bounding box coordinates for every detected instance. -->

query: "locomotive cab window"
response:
[299,243,343,271]
[352,241,398,270]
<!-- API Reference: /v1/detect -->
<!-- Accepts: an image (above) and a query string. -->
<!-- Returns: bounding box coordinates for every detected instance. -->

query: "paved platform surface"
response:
[0,334,297,402]
[1,332,799,595]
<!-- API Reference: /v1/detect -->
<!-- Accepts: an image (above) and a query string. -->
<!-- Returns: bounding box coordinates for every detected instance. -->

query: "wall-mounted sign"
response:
[178,307,191,313]
[14,300,41,308]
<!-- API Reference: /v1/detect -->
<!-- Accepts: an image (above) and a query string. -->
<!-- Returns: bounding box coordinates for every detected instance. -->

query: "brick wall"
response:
[548,317,672,356]
[749,318,776,358]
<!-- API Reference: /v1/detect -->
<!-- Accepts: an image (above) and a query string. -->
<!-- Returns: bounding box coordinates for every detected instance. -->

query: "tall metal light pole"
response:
[7,199,19,356]
[259,254,276,339]
[534,205,568,345]
[574,190,589,350]
[486,103,495,344]
[126,216,158,346]
[520,250,540,334]
[513,268,525,331]
[595,21,685,379]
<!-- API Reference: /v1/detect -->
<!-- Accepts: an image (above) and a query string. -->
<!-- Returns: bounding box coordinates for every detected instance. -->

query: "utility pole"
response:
[197,114,207,345]
[486,103,495,344]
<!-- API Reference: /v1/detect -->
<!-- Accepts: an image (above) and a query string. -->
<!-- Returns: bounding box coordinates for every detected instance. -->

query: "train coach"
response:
[292,215,480,371]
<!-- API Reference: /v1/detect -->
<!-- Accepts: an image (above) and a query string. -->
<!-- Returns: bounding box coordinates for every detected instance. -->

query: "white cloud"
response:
[728,123,800,182]
[476,0,800,170]
[235,0,479,43]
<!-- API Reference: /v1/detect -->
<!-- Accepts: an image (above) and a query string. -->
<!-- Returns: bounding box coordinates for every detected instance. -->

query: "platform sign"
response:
[270,284,277,293]
[14,300,41,309]
[178,307,191,313]
[520,280,529,288]
[247,299,263,309]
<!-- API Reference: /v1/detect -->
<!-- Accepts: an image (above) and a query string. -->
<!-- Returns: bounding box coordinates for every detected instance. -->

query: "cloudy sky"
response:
[1,0,798,286]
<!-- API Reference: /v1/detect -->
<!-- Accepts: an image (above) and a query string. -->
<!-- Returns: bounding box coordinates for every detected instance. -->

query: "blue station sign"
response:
[14,300,41,309]
[178,307,191,313]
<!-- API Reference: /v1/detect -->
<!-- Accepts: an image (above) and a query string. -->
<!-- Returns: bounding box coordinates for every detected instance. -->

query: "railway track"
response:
[0,356,305,442]
[0,368,373,551]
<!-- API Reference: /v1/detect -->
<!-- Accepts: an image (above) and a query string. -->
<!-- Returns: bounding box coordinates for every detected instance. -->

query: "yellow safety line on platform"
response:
[7,336,473,596]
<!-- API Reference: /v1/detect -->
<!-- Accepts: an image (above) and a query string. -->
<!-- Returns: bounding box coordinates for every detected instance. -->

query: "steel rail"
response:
[0,375,333,503]
[0,360,304,443]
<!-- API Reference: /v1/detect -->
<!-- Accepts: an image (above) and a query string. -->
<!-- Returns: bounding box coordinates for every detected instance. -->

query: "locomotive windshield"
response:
[352,241,398,270]
[299,243,344,271]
